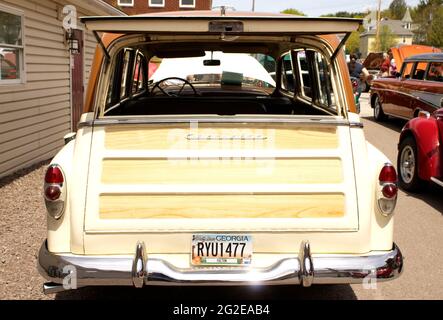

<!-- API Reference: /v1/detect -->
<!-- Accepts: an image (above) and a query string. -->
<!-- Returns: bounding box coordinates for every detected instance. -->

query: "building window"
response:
[118,0,134,6]
[180,0,196,8]
[0,5,25,84]
[149,0,165,7]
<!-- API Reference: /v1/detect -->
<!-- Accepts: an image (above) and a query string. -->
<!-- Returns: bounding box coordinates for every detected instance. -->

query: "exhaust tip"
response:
[43,282,68,295]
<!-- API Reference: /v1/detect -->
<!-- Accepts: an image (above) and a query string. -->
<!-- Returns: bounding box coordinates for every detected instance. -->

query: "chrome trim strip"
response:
[38,241,403,293]
[430,177,443,188]
[78,116,356,128]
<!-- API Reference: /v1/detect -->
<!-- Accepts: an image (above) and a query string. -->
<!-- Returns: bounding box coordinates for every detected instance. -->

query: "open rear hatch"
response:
[81,13,362,60]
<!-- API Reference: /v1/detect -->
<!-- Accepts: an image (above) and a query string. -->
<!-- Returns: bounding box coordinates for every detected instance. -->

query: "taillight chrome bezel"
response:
[43,164,66,220]
[377,163,398,217]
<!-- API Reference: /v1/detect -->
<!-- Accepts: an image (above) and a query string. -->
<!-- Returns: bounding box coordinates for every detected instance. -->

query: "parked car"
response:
[37,11,403,294]
[363,45,441,93]
[398,108,443,191]
[370,53,443,122]
[390,44,441,69]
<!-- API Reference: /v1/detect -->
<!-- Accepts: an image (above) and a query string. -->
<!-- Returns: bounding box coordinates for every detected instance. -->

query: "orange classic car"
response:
[370,53,443,122]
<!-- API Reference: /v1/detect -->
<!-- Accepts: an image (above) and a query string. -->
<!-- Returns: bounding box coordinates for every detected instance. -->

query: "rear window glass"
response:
[149,51,276,89]
[427,62,443,82]
[412,62,427,80]
[401,62,414,79]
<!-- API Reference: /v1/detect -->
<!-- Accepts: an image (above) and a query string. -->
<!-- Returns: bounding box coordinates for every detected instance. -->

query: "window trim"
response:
[131,50,147,96]
[313,51,334,109]
[149,0,165,8]
[117,0,134,7]
[0,3,26,85]
[294,49,313,102]
[180,0,196,8]
[278,51,295,96]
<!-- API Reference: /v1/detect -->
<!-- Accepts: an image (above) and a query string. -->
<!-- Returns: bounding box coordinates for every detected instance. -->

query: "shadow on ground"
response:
[361,116,407,134]
[54,284,357,300]
[401,183,443,215]
[0,160,50,188]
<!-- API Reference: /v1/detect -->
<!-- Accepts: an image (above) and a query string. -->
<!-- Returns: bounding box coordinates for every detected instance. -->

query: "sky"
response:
[211,0,421,17]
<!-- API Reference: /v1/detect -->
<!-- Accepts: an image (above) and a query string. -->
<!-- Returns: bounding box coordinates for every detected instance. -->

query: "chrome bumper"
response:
[38,240,403,294]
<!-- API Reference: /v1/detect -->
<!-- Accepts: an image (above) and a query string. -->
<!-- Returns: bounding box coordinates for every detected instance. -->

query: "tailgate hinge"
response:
[331,32,352,61]
[93,31,111,62]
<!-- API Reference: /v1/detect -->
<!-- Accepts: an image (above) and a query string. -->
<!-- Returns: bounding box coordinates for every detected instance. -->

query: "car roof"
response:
[404,53,443,63]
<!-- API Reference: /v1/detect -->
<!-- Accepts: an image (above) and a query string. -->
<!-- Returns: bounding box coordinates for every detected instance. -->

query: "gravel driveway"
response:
[0,161,50,300]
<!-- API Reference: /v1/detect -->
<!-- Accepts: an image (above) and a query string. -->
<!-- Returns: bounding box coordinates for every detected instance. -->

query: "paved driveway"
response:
[0,93,441,300]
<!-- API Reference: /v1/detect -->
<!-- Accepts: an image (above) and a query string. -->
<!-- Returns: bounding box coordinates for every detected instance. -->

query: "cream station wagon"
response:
[37,11,403,294]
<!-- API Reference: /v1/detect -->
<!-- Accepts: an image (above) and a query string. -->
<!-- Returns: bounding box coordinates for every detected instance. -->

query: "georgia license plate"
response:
[191,234,252,266]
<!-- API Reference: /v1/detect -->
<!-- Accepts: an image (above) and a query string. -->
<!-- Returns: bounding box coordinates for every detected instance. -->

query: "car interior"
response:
[102,40,339,117]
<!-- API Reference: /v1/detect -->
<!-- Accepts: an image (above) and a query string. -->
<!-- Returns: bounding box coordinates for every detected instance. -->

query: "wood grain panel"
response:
[102,158,342,184]
[99,194,345,219]
[105,124,338,150]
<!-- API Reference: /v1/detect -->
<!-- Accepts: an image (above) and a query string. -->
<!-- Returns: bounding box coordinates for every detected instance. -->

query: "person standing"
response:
[348,54,369,80]
[390,58,397,76]
[380,52,391,77]
[347,54,369,113]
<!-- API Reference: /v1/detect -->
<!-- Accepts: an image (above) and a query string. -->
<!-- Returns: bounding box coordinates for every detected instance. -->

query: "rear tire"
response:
[373,95,387,122]
[397,136,425,192]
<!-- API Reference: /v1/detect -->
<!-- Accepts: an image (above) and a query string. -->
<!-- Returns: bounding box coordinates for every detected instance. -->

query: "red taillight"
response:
[379,164,397,183]
[377,163,398,216]
[44,165,65,219]
[45,185,61,200]
[45,166,64,184]
[382,184,398,198]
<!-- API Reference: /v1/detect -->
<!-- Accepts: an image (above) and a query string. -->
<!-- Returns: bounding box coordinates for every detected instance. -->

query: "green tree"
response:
[345,31,361,54]
[281,8,306,16]
[412,0,443,46]
[320,11,365,18]
[372,25,398,52]
[427,6,443,47]
[389,0,407,19]
[381,8,393,19]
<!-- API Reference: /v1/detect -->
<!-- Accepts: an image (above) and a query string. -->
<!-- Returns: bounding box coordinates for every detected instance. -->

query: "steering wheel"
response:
[151,77,199,97]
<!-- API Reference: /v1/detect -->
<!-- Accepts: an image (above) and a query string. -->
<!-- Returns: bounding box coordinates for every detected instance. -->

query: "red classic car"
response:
[370,53,443,122]
[398,108,443,191]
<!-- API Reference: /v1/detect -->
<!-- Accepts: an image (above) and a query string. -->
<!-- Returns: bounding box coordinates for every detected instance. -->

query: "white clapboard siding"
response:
[0,0,116,179]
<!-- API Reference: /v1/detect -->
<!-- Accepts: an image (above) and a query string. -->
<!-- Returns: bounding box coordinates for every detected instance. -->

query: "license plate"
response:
[191,234,252,266]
